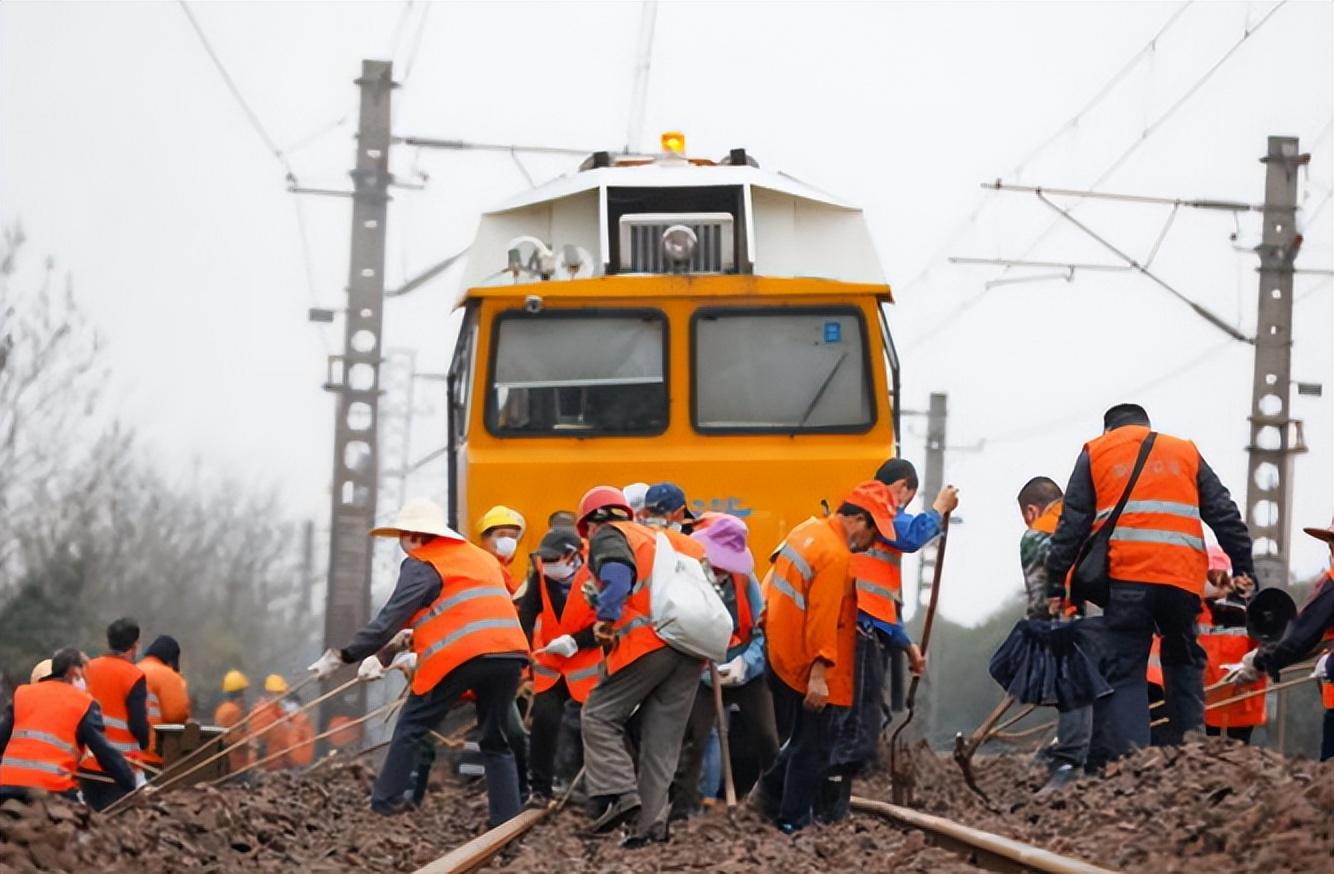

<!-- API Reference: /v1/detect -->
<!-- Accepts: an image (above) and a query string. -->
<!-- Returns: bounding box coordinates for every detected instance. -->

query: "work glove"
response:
[390,651,417,676]
[388,628,413,652]
[134,771,149,790]
[1313,652,1329,680]
[540,635,578,658]
[715,655,746,686]
[357,655,386,682]
[1222,649,1260,684]
[593,621,615,646]
[308,648,345,680]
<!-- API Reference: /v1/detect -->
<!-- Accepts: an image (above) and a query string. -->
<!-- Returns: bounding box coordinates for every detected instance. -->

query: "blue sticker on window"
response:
[823,321,842,343]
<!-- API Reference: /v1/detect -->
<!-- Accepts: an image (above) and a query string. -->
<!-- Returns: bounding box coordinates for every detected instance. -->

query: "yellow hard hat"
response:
[29,659,53,684]
[477,505,526,536]
[264,674,288,694]
[222,669,250,693]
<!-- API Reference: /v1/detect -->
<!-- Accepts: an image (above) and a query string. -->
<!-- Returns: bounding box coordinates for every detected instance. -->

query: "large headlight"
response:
[661,225,697,264]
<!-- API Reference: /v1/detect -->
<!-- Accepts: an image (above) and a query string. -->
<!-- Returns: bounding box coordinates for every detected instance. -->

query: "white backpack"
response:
[648,532,732,662]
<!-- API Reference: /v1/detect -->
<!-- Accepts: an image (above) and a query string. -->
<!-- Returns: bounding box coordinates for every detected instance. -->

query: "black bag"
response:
[1071,432,1157,607]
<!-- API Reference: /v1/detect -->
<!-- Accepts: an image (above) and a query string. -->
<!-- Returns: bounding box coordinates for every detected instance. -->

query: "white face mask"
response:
[545,558,580,582]
[645,517,682,533]
[492,535,518,560]
[72,677,87,692]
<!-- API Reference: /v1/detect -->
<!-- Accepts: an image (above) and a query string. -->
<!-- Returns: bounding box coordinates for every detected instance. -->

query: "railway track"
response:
[409,795,1120,874]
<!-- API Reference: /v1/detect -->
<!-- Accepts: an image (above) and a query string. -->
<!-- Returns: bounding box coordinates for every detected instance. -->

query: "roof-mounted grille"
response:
[618,212,734,274]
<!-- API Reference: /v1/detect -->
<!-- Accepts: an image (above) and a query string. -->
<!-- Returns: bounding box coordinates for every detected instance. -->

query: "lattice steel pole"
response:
[1245,136,1306,589]
[322,59,394,729]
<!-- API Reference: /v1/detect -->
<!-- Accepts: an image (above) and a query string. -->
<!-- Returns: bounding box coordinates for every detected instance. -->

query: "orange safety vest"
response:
[1146,636,1163,688]
[0,681,92,792]
[600,521,667,676]
[1199,621,1267,729]
[1312,571,1334,710]
[213,698,252,771]
[664,527,708,562]
[851,543,902,624]
[1087,426,1206,594]
[408,537,528,696]
[763,515,857,707]
[724,571,758,654]
[249,697,291,770]
[284,711,316,767]
[137,655,190,765]
[530,558,603,703]
[82,655,146,772]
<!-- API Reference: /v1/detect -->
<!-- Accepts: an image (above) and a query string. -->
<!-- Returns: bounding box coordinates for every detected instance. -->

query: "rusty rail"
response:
[850,796,1121,874]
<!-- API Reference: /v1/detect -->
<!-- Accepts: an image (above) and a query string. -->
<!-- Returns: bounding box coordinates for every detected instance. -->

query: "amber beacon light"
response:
[660,131,686,155]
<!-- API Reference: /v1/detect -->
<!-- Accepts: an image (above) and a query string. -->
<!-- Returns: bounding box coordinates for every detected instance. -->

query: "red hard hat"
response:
[577,486,633,536]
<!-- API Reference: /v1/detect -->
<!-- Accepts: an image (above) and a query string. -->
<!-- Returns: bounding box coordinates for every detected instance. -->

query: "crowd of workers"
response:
[2,400,1332,847]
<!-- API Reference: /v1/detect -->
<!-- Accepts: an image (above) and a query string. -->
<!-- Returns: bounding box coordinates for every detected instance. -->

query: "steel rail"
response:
[850,796,1122,874]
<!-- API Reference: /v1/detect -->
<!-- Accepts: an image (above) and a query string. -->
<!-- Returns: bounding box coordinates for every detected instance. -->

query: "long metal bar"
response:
[982,180,1258,212]
[398,136,600,156]
[949,256,1130,272]
[850,796,1122,874]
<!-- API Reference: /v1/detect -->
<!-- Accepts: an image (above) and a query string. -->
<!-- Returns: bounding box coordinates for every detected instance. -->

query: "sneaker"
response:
[620,822,669,849]
[525,791,553,810]
[1037,763,1078,796]
[590,792,641,834]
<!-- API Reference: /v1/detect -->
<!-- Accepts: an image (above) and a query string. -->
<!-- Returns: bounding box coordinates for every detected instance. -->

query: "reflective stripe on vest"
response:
[1096,501,1200,522]
[1109,528,1206,551]
[532,662,560,679]
[413,587,506,630]
[12,729,79,759]
[0,682,90,792]
[779,544,814,584]
[601,522,667,676]
[0,758,68,777]
[567,663,602,682]
[419,617,525,662]
[102,715,129,731]
[856,579,895,602]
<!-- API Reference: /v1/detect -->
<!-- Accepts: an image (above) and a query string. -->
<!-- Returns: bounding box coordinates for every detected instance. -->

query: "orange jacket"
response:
[408,537,528,695]
[213,697,252,771]
[0,681,92,792]
[82,655,146,771]
[249,696,290,770]
[137,655,190,765]
[601,521,667,676]
[530,557,602,703]
[763,515,857,707]
[851,543,902,624]
[284,711,316,767]
[1087,426,1206,594]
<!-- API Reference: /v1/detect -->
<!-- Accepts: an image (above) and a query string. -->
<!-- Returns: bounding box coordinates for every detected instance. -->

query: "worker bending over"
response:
[80,618,151,809]
[137,635,189,771]
[1196,547,1265,744]
[577,486,702,848]
[519,526,600,806]
[755,481,896,834]
[309,498,529,825]
[1,648,137,804]
[670,514,778,820]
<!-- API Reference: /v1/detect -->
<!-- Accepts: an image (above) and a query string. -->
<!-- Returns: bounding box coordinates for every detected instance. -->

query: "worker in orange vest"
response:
[249,675,296,770]
[308,498,528,825]
[214,670,253,772]
[137,635,190,768]
[1232,516,1334,760]
[519,526,601,806]
[477,505,528,596]
[1197,547,1265,743]
[1046,404,1254,764]
[1,648,137,803]
[754,480,897,834]
[670,514,779,820]
[576,485,702,848]
[79,618,151,809]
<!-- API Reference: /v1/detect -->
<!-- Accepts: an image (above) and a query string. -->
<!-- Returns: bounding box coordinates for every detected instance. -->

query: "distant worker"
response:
[1232,516,1334,760]
[477,505,528,596]
[519,526,600,806]
[0,648,136,803]
[642,483,709,561]
[671,514,778,820]
[80,617,150,809]
[576,486,701,848]
[622,482,650,519]
[754,481,896,834]
[1046,404,1254,763]
[137,635,190,769]
[250,675,295,770]
[824,460,951,817]
[308,498,528,825]
[1014,476,1092,792]
[548,509,579,530]
[214,670,253,772]
[1197,546,1264,744]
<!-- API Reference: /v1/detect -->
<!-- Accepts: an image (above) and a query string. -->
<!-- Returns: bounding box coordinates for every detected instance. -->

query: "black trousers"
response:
[672,675,780,813]
[758,673,837,830]
[528,679,583,797]
[78,777,129,811]
[1323,709,1334,762]
[1205,725,1254,744]
[373,655,523,825]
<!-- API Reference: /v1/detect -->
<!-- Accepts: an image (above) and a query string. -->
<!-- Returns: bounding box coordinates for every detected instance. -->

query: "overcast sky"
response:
[2,1,1330,625]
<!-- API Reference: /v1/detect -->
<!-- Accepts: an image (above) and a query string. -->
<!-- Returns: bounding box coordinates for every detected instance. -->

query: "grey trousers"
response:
[581,645,700,834]
[1036,705,1093,770]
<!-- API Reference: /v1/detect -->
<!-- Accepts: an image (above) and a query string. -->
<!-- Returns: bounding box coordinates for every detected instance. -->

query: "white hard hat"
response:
[622,482,650,512]
[370,498,465,540]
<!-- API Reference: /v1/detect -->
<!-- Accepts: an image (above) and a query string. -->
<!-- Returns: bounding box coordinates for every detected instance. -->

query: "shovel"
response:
[709,662,738,816]
[888,511,950,805]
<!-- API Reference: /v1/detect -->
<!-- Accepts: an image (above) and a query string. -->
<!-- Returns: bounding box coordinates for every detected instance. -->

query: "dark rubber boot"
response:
[483,751,522,827]
[813,774,851,824]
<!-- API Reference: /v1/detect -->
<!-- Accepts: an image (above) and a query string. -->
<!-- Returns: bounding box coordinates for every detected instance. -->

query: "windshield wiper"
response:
[797,351,848,428]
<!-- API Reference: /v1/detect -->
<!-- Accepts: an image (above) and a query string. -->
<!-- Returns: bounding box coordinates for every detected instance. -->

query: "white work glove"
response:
[388,628,413,652]
[1222,649,1261,684]
[715,656,747,686]
[308,648,345,680]
[357,654,386,682]
[1313,652,1329,680]
[390,651,417,676]
[540,635,578,658]
[134,770,149,789]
